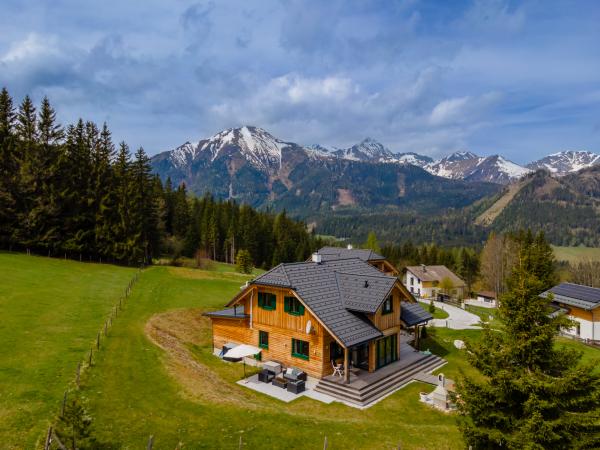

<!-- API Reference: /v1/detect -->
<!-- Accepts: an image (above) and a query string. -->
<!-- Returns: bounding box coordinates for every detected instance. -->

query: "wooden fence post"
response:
[323,436,328,450]
[147,435,154,450]
[104,321,108,336]
[61,391,67,417]
[44,426,52,450]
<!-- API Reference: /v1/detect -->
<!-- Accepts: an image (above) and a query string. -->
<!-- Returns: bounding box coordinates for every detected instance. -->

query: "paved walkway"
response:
[430,301,481,330]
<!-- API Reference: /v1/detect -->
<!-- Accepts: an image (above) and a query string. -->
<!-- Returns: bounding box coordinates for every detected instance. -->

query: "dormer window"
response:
[382,295,393,315]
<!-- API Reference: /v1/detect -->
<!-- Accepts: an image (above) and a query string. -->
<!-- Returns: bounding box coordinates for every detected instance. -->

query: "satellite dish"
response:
[305,320,313,335]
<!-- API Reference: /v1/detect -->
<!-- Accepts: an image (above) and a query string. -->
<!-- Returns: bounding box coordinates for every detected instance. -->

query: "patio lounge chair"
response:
[258,369,275,383]
[283,367,307,382]
[287,379,306,394]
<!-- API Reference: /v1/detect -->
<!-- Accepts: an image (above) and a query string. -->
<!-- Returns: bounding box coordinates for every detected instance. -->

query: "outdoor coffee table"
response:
[272,376,287,389]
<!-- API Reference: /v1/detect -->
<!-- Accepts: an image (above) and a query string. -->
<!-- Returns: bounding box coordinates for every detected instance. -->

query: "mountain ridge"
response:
[152,126,599,187]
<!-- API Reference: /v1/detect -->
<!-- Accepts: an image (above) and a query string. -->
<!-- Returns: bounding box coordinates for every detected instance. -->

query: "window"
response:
[284,296,305,316]
[382,295,393,315]
[410,277,414,286]
[291,338,309,360]
[257,292,276,310]
[258,330,269,349]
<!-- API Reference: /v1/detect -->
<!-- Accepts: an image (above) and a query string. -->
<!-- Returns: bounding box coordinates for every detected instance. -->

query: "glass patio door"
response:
[376,334,398,369]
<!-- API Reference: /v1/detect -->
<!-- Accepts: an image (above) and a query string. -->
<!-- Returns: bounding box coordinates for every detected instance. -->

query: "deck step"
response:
[314,354,447,406]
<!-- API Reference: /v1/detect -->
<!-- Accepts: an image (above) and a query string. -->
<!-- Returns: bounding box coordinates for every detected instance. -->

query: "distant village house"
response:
[403,265,466,300]
[541,282,600,342]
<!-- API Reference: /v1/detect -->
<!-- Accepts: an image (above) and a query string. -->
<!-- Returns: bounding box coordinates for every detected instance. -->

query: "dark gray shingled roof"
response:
[249,258,398,347]
[315,246,385,262]
[400,302,433,327]
[541,283,600,311]
[336,272,396,313]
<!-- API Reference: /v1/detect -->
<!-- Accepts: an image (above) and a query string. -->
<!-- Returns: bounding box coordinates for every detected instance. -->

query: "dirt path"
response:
[144,309,367,421]
[144,308,260,407]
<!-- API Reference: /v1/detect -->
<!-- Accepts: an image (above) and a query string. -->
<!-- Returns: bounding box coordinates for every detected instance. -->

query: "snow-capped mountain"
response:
[394,152,434,167]
[425,151,484,179]
[331,137,398,162]
[164,126,304,174]
[464,155,531,184]
[527,151,600,176]
[424,152,530,184]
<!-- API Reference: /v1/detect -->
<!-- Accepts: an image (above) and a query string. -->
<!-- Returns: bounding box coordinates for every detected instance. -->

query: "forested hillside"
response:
[0,89,317,267]
[488,169,600,246]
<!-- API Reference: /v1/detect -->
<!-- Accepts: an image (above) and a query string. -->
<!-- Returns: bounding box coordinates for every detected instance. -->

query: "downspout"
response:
[250,290,254,330]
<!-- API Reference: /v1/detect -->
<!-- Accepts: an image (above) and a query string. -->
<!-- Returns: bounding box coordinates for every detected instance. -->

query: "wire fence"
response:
[44,265,144,450]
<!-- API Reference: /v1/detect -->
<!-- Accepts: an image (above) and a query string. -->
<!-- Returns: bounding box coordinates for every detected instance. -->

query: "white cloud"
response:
[1,33,59,63]
[429,92,501,126]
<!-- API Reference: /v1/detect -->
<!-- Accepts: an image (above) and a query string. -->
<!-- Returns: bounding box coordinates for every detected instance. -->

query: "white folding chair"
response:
[331,360,344,377]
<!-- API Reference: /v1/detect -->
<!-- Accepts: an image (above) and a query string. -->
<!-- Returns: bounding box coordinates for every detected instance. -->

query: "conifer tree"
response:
[93,123,116,259]
[0,88,18,247]
[236,249,253,274]
[457,232,600,449]
[365,231,381,253]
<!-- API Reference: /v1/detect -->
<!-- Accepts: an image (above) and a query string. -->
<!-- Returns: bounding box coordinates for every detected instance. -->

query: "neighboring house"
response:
[313,246,399,275]
[476,291,497,306]
[204,253,431,382]
[541,282,600,342]
[403,265,466,300]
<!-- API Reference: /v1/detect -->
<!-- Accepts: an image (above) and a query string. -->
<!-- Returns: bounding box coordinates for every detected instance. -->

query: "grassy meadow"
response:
[2,252,598,449]
[552,245,600,263]
[0,252,136,448]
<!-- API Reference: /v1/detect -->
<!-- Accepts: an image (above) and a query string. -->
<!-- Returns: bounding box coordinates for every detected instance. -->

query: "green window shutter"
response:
[298,303,305,315]
[284,297,290,312]
[258,293,264,308]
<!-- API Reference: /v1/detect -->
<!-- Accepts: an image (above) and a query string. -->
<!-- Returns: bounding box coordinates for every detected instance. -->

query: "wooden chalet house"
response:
[204,249,432,385]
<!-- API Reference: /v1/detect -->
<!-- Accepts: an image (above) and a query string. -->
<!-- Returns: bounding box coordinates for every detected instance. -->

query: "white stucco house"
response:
[403,265,466,300]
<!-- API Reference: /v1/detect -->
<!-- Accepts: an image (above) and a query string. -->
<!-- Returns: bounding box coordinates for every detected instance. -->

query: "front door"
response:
[376,334,398,369]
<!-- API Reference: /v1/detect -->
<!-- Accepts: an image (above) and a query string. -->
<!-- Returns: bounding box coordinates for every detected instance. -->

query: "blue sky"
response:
[1,0,599,163]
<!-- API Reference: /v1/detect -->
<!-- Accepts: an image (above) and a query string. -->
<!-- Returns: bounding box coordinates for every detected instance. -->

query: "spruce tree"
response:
[365,231,381,253]
[93,123,116,260]
[0,88,18,248]
[457,232,600,449]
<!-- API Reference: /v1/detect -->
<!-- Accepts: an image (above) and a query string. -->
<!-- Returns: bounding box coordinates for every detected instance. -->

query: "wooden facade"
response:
[209,280,416,379]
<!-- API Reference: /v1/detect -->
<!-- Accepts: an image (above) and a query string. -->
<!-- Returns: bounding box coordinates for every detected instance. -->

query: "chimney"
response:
[364,280,369,288]
[421,264,427,272]
[312,253,322,264]
[347,244,353,250]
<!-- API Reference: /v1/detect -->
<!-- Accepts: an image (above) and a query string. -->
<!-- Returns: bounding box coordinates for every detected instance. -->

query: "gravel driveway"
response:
[429,301,481,330]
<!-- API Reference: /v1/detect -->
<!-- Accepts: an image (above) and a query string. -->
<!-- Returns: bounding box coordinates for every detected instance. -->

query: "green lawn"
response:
[0,252,136,448]
[418,301,449,319]
[553,245,600,263]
